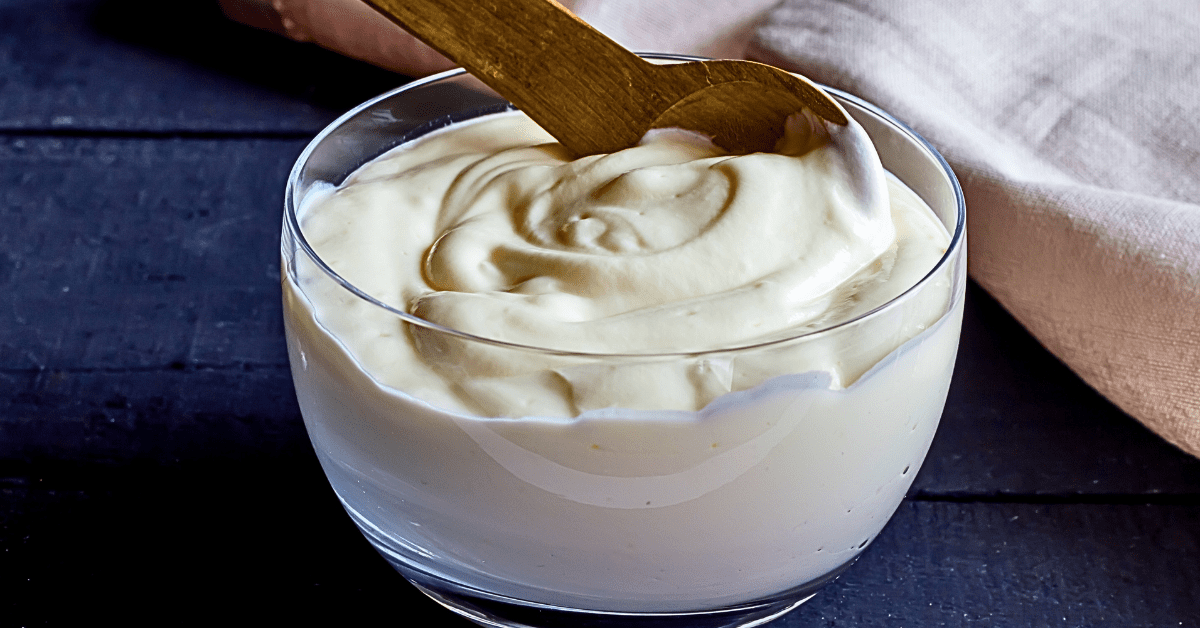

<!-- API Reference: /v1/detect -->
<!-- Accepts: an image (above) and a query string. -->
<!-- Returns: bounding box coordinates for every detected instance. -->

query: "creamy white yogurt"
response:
[282,108,962,612]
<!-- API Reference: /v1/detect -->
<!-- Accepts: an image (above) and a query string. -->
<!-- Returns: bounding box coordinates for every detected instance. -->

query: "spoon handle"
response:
[364,0,664,155]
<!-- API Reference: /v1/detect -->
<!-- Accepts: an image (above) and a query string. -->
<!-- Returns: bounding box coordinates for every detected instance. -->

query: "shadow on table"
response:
[915,282,1200,497]
[3,454,477,624]
[87,0,409,116]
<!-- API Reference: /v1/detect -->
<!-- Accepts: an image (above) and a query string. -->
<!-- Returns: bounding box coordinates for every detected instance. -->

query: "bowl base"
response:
[383,551,855,628]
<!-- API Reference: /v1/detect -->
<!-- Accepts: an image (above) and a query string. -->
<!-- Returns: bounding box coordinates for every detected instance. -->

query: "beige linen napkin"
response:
[752,0,1200,457]
[223,0,1199,458]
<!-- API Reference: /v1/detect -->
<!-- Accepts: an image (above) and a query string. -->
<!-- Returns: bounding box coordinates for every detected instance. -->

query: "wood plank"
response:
[0,368,301,466]
[2,134,1197,493]
[0,136,301,370]
[780,501,1200,627]
[1,358,1196,507]
[4,477,1197,625]
[0,0,407,133]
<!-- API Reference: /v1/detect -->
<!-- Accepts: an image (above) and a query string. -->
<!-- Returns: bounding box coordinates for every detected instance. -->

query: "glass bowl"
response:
[281,54,966,628]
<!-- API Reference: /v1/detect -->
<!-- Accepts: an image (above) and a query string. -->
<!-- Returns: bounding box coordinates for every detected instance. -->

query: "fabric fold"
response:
[752,0,1200,457]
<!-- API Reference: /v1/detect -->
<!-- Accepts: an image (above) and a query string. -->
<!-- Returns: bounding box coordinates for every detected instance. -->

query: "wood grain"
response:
[0,0,403,133]
[4,479,1196,626]
[364,0,846,154]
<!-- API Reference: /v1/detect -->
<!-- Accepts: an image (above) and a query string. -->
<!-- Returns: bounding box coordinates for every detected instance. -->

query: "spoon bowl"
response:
[363,0,848,155]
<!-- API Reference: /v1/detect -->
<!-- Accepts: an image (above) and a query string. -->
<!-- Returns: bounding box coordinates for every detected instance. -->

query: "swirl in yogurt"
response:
[295,110,949,417]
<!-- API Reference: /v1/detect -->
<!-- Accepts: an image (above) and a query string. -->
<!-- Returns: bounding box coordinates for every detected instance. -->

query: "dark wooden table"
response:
[3,2,1198,625]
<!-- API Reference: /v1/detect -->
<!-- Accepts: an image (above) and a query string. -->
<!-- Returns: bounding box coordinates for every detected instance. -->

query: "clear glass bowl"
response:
[281,54,966,628]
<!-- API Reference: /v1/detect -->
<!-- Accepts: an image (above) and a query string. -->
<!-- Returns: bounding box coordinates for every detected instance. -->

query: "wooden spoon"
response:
[361,0,848,156]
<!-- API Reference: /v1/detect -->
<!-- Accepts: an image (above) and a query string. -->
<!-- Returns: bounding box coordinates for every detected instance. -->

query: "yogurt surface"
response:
[290,111,950,417]
[282,104,962,611]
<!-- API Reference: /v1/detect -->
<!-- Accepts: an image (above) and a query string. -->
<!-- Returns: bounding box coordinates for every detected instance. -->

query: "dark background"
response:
[2,1,1198,625]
